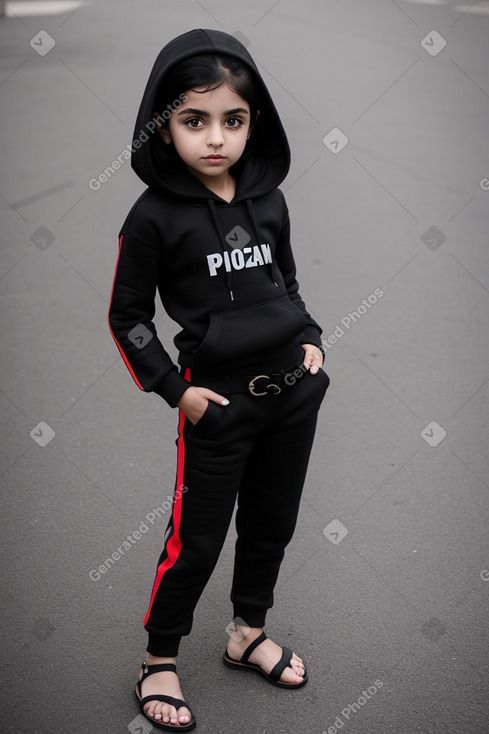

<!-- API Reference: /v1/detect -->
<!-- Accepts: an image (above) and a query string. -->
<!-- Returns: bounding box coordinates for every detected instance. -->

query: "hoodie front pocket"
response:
[195,296,307,364]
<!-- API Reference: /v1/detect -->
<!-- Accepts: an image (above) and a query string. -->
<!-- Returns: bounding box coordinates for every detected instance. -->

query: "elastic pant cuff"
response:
[146,635,181,658]
[232,607,268,628]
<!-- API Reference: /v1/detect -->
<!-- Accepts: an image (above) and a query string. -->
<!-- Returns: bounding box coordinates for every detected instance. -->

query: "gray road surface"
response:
[1,1,488,732]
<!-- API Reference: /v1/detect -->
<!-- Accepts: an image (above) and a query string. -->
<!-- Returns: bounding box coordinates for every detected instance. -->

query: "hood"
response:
[131,29,290,202]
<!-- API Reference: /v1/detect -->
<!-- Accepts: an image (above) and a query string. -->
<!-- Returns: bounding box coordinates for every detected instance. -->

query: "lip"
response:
[203,155,225,160]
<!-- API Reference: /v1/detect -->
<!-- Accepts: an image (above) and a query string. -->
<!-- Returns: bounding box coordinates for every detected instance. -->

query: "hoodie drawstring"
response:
[207,198,280,302]
[245,199,280,289]
[207,199,234,301]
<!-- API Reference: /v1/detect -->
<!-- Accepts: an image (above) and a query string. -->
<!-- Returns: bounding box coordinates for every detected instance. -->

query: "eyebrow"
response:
[176,107,249,117]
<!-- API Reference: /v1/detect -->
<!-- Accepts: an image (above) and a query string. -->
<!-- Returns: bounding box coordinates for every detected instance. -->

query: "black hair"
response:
[154,52,261,123]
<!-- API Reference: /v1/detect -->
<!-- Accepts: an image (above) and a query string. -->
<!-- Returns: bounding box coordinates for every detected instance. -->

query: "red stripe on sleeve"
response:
[107,235,145,391]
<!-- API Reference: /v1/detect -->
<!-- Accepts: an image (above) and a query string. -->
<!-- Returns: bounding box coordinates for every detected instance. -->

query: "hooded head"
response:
[131,29,290,202]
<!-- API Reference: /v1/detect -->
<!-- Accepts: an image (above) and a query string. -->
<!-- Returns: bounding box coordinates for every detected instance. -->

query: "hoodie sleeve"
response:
[275,193,323,348]
[108,229,190,408]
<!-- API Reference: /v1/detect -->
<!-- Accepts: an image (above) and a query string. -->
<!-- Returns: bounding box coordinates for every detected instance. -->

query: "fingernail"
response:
[311,366,318,374]
[221,399,230,405]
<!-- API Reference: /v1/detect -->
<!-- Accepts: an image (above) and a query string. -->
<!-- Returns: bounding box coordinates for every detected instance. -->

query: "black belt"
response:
[188,356,307,396]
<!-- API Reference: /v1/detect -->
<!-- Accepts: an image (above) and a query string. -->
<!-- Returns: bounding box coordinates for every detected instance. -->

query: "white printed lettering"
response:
[207,253,223,276]
[206,243,272,276]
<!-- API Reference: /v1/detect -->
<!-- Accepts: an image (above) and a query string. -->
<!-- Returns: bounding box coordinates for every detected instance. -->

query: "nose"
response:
[207,122,224,147]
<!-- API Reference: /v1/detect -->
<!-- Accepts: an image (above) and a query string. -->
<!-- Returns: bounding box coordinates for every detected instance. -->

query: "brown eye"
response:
[226,117,242,128]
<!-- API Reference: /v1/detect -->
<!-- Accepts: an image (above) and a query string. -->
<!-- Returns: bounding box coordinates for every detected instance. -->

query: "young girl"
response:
[109,28,329,731]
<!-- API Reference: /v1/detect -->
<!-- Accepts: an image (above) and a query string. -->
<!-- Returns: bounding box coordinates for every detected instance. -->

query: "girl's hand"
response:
[301,343,324,375]
[177,385,229,425]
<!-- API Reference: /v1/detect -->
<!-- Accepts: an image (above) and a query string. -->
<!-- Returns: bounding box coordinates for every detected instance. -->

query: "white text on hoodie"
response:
[207,243,272,276]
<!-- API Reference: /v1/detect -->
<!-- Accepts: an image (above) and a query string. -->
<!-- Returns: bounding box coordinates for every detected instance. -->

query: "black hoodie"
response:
[108,29,322,408]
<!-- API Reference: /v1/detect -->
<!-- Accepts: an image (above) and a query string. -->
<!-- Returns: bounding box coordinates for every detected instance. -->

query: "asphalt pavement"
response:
[1,1,488,732]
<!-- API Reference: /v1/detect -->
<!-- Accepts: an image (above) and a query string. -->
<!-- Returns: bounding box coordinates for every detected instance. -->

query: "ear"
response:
[153,111,172,144]
[247,109,260,140]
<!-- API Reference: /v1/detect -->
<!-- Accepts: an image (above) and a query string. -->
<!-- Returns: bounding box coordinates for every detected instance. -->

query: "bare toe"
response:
[145,702,162,721]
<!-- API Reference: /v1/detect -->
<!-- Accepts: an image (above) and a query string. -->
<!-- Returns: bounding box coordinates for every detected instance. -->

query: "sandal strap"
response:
[140,662,177,677]
[240,631,267,664]
[139,693,189,712]
[268,646,293,682]
[137,661,177,696]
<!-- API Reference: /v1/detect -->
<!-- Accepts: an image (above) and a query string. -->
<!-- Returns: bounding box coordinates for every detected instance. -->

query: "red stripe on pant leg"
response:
[144,368,191,626]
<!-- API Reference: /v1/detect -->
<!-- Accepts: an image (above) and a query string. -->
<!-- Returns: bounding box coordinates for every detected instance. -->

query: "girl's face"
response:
[158,83,253,189]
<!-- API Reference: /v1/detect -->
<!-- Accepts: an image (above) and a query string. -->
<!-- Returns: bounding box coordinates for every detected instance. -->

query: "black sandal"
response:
[135,661,196,732]
[223,631,308,689]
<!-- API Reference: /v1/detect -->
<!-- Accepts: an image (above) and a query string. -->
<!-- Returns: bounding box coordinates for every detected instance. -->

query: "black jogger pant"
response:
[144,351,330,657]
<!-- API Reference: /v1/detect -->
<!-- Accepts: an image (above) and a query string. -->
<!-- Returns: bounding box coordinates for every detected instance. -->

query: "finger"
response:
[303,351,322,373]
[199,388,230,406]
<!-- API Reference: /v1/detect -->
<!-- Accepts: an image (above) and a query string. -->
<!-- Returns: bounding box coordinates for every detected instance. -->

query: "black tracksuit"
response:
[108,29,329,656]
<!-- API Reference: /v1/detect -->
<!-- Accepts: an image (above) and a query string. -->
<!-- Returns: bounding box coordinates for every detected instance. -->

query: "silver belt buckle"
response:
[248,374,281,396]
